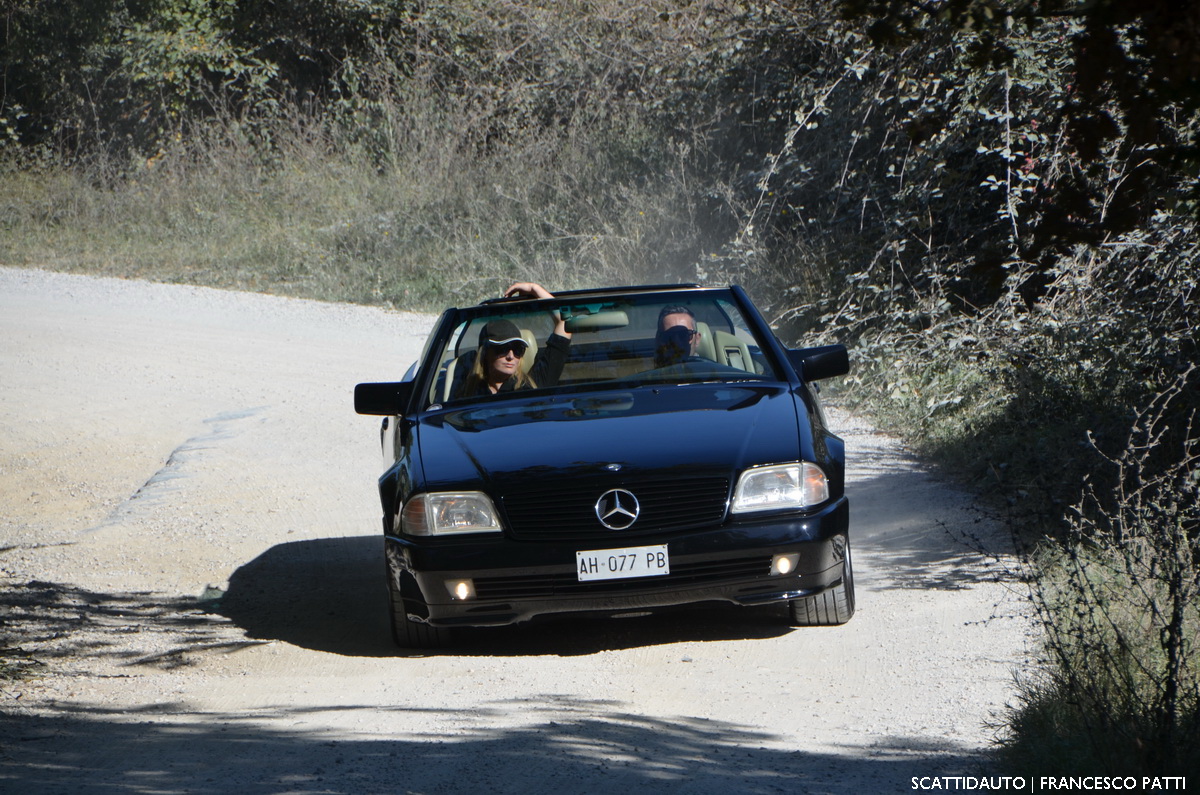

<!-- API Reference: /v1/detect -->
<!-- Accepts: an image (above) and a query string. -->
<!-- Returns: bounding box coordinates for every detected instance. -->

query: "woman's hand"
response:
[503,282,570,338]
[504,282,553,300]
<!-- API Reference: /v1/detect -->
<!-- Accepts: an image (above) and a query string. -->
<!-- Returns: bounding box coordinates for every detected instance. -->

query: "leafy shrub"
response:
[1001,374,1200,776]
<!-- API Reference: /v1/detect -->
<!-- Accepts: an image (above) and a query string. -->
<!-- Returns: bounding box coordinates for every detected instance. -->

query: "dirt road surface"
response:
[0,267,1032,794]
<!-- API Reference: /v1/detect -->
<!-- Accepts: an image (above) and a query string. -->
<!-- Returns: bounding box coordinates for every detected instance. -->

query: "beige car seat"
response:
[695,322,753,372]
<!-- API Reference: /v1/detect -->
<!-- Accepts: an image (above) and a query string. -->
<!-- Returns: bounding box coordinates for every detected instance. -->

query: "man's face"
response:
[660,312,699,356]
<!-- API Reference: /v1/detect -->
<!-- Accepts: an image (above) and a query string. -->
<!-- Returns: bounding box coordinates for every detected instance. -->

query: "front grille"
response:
[501,476,730,541]
[473,554,771,600]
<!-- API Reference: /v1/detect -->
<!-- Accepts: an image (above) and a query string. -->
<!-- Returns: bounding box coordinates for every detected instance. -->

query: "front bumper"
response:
[387,497,849,627]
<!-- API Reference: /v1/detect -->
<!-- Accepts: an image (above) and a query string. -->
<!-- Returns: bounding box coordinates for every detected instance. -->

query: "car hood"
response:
[415,384,807,491]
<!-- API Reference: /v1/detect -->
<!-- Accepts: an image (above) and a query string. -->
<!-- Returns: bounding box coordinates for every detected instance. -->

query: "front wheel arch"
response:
[787,540,855,626]
[384,543,451,649]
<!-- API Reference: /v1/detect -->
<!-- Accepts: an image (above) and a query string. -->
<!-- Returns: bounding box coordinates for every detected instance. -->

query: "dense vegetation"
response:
[3,0,1196,775]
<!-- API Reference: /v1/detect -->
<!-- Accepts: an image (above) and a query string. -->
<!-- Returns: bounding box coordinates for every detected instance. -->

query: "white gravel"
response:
[0,267,1035,794]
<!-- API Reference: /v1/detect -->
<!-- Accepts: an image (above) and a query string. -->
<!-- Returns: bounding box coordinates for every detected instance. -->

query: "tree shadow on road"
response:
[0,578,258,676]
[1,694,1001,794]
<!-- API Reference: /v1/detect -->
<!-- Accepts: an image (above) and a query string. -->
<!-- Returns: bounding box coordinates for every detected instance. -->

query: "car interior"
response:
[427,297,773,406]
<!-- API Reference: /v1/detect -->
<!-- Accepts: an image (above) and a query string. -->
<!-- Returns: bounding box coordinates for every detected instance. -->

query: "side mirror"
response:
[787,344,849,382]
[354,381,414,415]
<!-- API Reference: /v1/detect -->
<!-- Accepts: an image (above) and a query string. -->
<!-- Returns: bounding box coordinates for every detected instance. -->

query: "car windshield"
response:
[420,290,784,408]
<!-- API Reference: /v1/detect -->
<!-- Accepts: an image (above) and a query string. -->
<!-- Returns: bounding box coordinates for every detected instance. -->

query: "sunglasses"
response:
[488,341,528,358]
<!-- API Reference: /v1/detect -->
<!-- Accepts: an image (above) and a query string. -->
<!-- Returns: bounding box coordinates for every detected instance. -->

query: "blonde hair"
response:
[462,344,537,395]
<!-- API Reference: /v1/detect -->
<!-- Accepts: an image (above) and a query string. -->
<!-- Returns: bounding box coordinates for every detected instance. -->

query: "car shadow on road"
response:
[217,535,794,659]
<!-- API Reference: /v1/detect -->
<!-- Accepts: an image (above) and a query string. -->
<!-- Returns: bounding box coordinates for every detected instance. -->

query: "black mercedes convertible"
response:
[355,284,852,647]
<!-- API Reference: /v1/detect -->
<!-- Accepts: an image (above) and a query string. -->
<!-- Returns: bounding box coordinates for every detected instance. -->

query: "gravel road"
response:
[0,267,1033,794]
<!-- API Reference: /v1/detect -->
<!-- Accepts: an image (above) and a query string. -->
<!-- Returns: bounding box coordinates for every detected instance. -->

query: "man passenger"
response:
[654,304,703,367]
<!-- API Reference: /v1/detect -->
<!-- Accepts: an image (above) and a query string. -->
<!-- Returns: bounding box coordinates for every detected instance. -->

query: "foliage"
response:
[719,0,1200,506]
[810,0,1200,775]
[3,0,277,152]
[1001,373,1200,776]
[1,2,767,303]
[835,0,1200,269]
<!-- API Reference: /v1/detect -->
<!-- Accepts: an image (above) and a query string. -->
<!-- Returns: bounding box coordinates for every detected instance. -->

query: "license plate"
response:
[577,544,670,582]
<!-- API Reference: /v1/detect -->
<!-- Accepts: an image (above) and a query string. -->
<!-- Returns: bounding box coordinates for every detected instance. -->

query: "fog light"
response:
[771,554,800,576]
[446,579,475,600]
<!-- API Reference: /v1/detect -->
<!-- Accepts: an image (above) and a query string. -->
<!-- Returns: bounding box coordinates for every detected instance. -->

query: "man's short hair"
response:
[657,305,695,329]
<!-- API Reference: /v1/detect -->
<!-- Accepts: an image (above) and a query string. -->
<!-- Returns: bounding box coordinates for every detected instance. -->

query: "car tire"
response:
[788,541,855,626]
[385,551,451,649]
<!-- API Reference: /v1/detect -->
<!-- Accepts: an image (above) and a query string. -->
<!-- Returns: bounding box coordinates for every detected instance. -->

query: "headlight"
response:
[400,492,503,536]
[731,462,829,514]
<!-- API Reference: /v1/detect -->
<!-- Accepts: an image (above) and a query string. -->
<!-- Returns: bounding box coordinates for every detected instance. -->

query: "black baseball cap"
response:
[479,318,526,347]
